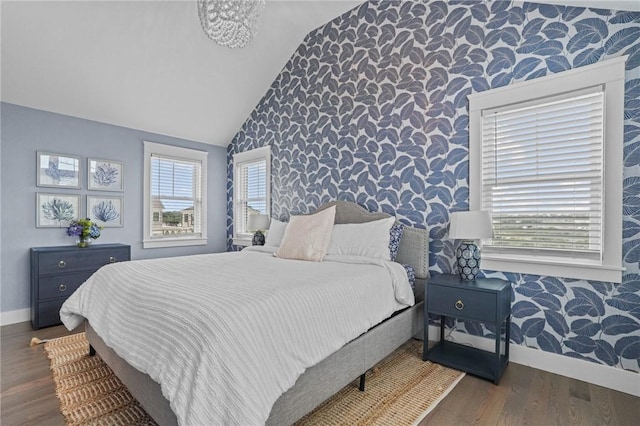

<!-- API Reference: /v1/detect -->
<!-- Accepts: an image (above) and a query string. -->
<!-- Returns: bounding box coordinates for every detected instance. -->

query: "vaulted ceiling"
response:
[1,0,363,146]
[2,1,638,147]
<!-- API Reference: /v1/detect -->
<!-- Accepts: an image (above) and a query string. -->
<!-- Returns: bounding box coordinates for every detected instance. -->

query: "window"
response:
[143,141,207,248]
[469,57,625,283]
[233,146,270,246]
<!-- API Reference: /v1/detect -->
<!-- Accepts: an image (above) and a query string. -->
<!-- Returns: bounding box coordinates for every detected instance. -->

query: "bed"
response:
[61,201,429,426]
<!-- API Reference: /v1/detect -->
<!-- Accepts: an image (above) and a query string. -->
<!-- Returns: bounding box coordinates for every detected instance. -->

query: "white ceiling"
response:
[2,0,638,147]
[1,0,363,147]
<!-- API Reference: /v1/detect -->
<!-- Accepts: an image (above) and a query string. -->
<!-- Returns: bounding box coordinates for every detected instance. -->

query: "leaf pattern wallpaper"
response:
[227,1,640,373]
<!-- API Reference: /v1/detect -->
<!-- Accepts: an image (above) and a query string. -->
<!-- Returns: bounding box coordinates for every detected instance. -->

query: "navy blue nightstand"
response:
[423,274,512,384]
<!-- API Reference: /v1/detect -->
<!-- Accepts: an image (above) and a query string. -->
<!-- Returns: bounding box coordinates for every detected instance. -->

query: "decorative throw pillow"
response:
[274,206,336,262]
[401,263,416,288]
[389,222,404,261]
[327,216,396,260]
[264,219,288,247]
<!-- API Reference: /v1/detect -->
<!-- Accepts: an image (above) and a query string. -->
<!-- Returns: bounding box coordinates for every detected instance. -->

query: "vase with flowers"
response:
[66,218,103,248]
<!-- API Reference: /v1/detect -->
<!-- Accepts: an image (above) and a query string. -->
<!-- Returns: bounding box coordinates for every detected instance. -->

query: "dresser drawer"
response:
[38,271,94,300]
[428,284,497,323]
[37,299,66,328]
[37,247,128,275]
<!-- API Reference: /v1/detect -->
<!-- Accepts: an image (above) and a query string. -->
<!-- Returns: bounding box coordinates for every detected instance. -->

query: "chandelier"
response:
[198,0,266,48]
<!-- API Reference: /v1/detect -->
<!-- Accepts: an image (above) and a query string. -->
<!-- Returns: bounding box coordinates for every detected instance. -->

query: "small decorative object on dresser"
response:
[30,244,130,329]
[248,213,269,246]
[66,218,103,248]
[423,274,511,384]
[448,211,493,281]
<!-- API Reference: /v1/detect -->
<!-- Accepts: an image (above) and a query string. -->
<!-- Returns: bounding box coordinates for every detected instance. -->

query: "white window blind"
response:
[233,146,270,244]
[150,154,203,239]
[481,86,604,260]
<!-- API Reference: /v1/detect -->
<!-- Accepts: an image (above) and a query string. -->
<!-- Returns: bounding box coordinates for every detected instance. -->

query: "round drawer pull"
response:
[109,256,116,263]
[455,300,464,310]
[57,260,66,268]
[58,284,67,292]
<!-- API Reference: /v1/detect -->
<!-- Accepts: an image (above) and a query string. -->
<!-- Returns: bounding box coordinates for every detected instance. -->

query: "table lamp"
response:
[448,211,493,281]
[247,213,270,246]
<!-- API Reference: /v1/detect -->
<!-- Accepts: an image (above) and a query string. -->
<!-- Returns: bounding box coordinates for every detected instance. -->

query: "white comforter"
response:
[60,247,414,426]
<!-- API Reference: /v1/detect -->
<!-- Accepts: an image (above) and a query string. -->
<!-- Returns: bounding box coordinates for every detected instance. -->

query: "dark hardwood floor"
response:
[1,322,77,426]
[1,322,638,425]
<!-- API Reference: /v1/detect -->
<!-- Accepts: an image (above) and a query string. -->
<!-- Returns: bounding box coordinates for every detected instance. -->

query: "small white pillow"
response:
[265,219,288,247]
[327,216,396,260]
[274,206,336,262]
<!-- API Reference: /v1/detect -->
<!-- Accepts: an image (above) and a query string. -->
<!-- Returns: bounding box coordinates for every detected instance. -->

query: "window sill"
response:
[143,237,207,249]
[232,238,252,247]
[482,255,623,283]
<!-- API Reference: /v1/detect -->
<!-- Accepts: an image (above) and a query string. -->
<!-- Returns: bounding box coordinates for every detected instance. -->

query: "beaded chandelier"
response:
[198,0,266,48]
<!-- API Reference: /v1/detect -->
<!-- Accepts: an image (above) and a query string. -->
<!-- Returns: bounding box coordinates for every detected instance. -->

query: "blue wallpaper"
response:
[228,1,640,373]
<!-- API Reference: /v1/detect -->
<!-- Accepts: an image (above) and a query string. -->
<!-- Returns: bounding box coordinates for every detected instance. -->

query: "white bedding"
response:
[60,246,414,426]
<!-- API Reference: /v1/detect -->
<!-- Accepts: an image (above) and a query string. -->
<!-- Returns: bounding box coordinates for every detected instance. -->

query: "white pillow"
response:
[274,206,336,262]
[265,219,288,247]
[327,216,396,260]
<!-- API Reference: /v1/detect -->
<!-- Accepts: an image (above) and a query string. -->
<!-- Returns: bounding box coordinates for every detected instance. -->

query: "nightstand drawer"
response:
[38,248,128,275]
[428,284,496,323]
[38,271,94,300]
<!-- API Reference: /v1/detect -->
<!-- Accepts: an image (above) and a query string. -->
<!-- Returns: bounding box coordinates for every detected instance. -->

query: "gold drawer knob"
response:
[58,284,67,292]
[57,260,66,268]
[109,256,116,263]
[455,300,464,310]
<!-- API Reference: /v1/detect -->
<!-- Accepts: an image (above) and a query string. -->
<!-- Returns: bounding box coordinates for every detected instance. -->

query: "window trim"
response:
[143,141,208,249]
[232,146,271,247]
[468,57,625,283]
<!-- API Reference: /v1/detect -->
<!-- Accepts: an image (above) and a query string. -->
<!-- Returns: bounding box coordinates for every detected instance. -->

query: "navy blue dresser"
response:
[30,244,130,329]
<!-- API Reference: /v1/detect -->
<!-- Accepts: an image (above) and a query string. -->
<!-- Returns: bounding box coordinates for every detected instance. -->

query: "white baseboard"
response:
[1,308,30,326]
[426,325,640,397]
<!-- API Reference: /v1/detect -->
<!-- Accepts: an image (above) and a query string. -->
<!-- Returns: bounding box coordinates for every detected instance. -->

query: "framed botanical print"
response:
[88,158,124,191]
[36,193,80,227]
[87,195,124,227]
[36,152,80,188]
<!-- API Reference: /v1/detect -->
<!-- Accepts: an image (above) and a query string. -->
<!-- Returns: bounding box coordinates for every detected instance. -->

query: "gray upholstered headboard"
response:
[314,201,429,279]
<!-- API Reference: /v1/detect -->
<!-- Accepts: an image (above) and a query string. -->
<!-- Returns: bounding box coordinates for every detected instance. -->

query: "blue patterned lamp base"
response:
[252,231,265,246]
[456,241,481,281]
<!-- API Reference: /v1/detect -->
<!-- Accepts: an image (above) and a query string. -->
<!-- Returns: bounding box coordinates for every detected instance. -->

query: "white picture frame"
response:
[87,195,124,227]
[36,151,81,188]
[88,158,124,191]
[36,193,80,228]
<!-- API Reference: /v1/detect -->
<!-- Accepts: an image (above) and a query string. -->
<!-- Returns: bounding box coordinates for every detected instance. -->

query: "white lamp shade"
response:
[247,213,270,232]
[448,211,493,241]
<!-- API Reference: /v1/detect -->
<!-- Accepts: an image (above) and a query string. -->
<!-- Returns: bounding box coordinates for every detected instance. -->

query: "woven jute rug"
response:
[44,333,155,425]
[44,333,464,426]
[295,341,465,426]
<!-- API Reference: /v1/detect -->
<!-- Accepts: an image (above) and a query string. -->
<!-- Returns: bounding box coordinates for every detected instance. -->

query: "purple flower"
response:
[65,218,102,240]
[66,224,83,237]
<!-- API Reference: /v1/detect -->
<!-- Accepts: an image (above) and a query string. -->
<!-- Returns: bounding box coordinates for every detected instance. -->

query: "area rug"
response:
[44,333,464,426]
[295,341,465,426]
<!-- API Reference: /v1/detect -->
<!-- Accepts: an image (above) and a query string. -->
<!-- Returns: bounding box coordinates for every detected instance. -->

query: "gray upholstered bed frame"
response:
[86,201,429,426]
